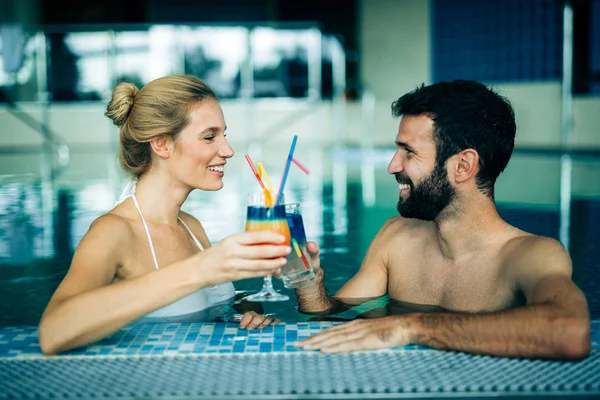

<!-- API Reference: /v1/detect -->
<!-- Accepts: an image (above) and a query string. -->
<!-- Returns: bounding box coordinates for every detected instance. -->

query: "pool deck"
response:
[1,320,599,399]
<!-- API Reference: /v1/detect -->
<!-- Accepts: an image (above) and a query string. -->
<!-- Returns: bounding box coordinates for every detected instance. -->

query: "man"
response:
[294,80,591,360]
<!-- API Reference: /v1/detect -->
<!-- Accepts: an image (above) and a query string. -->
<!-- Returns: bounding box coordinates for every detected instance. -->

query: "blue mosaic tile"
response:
[0,320,598,359]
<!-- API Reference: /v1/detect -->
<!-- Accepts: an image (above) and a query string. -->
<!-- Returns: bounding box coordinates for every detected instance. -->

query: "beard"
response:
[395,163,456,221]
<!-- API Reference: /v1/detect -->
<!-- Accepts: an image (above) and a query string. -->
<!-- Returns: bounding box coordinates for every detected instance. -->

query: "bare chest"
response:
[387,251,517,313]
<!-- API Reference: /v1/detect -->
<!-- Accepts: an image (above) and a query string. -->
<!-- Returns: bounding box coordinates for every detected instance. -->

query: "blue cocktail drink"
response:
[283,203,315,288]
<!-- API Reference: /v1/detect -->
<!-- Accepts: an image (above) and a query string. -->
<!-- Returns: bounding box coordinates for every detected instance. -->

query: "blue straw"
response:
[275,135,298,205]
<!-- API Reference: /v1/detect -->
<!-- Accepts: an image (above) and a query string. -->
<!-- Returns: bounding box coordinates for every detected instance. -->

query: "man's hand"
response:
[295,241,338,313]
[274,241,321,281]
[305,241,322,274]
[294,316,412,353]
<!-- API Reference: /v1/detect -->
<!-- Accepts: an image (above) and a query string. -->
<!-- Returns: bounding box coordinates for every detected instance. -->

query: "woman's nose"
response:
[219,138,234,159]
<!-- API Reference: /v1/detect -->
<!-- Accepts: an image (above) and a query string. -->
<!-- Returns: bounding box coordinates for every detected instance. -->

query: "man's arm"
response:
[295,218,396,314]
[412,275,590,359]
[410,237,590,359]
[298,237,591,360]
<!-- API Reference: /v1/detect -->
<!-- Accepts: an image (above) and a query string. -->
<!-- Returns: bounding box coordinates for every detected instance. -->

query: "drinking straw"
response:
[262,188,274,207]
[292,157,310,175]
[275,135,298,205]
[292,238,311,270]
[244,154,267,191]
[257,162,276,207]
[257,162,275,194]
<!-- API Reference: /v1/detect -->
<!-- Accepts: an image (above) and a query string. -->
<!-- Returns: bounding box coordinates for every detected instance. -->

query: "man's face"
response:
[387,115,456,221]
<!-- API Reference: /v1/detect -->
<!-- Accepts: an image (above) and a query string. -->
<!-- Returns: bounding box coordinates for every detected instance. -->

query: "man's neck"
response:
[432,195,507,261]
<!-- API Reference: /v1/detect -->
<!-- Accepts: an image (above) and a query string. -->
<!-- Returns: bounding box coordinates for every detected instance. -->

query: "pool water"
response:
[0,152,599,326]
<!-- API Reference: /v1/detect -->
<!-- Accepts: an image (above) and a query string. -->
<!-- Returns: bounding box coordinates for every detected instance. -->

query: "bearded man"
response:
[293,80,590,360]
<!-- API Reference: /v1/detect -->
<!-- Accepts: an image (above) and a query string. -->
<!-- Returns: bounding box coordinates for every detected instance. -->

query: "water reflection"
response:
[294,297,450,322]
[1,157,599,326]
[0,183,51,263]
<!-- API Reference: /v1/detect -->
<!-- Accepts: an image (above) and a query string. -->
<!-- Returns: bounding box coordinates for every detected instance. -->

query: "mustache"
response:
[394,173,412,186]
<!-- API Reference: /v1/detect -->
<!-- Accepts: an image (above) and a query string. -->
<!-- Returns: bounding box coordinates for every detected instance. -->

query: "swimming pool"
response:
[0,146,599,399]
[0,147,599,325]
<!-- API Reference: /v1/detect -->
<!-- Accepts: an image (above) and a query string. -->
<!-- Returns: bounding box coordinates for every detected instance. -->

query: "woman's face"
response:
[168,99,234,191]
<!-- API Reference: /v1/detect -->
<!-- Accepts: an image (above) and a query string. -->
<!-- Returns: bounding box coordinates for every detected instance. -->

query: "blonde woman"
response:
[38,75,291,355]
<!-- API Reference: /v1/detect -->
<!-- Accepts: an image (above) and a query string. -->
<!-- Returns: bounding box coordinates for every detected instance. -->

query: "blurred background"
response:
[0,0,599,324]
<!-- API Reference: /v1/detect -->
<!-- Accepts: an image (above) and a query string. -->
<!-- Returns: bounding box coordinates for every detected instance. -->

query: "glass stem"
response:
[262,275,274,289]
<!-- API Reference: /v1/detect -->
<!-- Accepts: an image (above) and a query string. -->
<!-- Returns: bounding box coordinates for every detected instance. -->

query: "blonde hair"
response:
[105,75,217,178]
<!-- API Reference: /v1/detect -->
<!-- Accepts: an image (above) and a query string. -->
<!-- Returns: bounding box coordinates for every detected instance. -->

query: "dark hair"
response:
[391,80,516,199]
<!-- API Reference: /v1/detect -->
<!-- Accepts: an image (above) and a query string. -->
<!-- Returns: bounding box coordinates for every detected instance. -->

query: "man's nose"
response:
[387,152,404,174]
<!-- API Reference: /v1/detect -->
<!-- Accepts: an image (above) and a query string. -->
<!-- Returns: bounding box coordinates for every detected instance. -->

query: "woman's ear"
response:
[454,149,479,183]
[149,136,171,159]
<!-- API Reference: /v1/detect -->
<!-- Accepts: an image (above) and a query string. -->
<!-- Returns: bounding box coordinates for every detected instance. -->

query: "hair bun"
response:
[105,82,140,127]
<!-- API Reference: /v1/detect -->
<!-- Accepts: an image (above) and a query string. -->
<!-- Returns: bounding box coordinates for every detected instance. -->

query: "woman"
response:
[38,75,291,355]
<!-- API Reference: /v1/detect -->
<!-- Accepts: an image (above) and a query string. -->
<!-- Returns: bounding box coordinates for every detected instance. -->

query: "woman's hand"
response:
[195,231,291,287]
[238,311,280,330]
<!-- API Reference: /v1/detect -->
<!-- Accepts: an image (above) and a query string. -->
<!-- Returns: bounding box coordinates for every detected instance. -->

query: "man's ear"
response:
[149,136,171,159]
[454,149,479,183]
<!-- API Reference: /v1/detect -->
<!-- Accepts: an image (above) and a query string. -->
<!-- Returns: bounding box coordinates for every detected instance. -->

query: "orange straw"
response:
[244,154,267,191]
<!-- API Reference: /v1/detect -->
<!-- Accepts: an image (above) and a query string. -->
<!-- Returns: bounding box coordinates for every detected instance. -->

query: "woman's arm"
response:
[38,214,209,354]
[39,214,290,354]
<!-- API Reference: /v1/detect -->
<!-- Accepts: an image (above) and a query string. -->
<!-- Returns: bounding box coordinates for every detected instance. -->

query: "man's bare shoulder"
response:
[377,216,433,240]
[505,234,569,260]
[503,233,572,279]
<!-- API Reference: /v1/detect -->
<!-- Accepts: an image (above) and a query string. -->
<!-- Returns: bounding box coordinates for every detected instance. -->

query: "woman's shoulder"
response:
[83,211,136,244]
[178,211,211,248]
[179,211,203,229]
[69,211,136,270]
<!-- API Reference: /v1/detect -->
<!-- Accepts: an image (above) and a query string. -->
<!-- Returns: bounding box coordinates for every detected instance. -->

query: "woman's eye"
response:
[204,136,215,142]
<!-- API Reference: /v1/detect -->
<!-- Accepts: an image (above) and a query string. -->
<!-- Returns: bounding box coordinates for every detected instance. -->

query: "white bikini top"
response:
[122,187,235,323]
[131,193,202,270]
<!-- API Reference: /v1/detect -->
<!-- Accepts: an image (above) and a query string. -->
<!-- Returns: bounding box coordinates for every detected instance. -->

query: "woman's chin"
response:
[195,182,224,191]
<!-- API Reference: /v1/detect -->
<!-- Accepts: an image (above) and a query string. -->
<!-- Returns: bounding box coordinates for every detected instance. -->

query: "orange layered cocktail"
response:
[243,193,292,302]
[245,205,291,246]
[244,193,314,298]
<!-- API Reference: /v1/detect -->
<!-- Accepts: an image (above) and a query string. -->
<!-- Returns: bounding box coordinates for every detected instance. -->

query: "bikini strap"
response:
[178,216,205,251]
[131,194,160,270]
